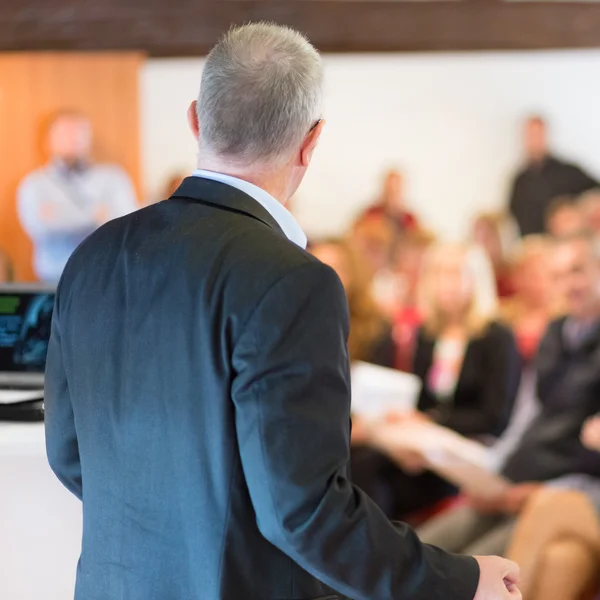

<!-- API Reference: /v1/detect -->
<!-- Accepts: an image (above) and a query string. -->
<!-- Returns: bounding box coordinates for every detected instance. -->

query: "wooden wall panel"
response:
[0,52,142,281]
[2,1,600,55]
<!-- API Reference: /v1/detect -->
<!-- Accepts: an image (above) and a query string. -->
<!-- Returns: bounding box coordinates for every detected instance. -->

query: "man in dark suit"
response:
[508,116,598,236]
[45,23,520,600]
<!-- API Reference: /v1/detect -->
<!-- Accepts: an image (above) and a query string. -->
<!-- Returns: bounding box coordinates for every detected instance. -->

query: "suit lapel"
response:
[170,176,285,237]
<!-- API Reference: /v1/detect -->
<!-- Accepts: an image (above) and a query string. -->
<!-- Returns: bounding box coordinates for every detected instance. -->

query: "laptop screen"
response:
[0,287,55,379]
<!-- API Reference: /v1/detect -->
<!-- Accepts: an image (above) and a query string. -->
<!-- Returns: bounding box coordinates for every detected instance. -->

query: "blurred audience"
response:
[501,236,556,362]
[17,109,138,282]
[508,116,598,236]
[579,189,600,234]
[392,229,435,371]
[418,232,600,557]
[310,238,396,367]
[546,196,587,238]
[361,168,419,232]
[350,243,520,520]
[472,212,516,298]
[349,212,404,318]
[349,212,398,279]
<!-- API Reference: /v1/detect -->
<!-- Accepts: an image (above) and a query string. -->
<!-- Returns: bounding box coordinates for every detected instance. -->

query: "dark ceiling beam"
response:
[2,1,600,55]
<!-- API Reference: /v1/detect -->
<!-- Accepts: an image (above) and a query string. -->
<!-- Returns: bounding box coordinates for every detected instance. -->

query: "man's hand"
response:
[474,556,522,599]
[467,483,541,515]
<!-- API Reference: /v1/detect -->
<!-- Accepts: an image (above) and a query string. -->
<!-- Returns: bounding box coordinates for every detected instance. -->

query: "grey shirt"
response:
[18,161,137,281]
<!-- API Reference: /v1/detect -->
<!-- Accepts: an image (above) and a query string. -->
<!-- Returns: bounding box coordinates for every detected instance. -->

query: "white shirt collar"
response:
[192,169,307,249]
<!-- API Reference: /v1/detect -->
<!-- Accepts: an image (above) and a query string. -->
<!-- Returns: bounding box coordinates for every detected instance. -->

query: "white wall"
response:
[141,50,600,240]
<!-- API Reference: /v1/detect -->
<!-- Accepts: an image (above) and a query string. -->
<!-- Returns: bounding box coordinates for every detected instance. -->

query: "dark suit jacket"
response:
[45,176,478,600]
[413,321,521,438]
[502,317,600,482]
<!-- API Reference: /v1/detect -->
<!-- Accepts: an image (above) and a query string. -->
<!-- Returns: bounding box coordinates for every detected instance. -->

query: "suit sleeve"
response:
[232,261,479,600]
[442,325,521,437]
[44,289,82,500]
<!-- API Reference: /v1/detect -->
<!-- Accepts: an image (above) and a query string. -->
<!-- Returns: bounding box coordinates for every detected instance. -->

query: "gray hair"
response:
[197,23,323,167]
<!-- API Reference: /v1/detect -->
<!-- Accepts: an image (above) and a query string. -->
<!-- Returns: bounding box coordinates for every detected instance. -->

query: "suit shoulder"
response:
[225,225,345,302]
[227,222,319,275]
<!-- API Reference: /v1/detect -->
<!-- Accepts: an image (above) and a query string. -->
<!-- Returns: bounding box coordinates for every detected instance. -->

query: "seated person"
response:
[493,415,600,600]
[310,238,396,366]
[414,242,521,439]
[472,212,517,298]
[349,212,404,319]
[502,413,600,600]
[507,469,600,599]
[501,235,556,363]
[351,242,521,519]
[579,189,600,235]
[392,229,435,371]
[546,195,587,238]
[418,232,600,557]
[360,168,419,232]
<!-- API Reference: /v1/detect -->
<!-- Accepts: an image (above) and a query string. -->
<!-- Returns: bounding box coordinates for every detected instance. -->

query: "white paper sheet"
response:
[351,362,421,419]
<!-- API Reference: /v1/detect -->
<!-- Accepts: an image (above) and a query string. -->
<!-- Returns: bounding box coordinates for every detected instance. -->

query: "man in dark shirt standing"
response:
[508,116,598,236]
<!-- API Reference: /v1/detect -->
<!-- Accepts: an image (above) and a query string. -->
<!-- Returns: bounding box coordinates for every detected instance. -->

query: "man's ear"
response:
[187,101,200,141]
[300,119,325,167]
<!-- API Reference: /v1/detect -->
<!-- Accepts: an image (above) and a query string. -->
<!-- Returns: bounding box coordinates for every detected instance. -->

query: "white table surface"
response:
[0,423,82,599]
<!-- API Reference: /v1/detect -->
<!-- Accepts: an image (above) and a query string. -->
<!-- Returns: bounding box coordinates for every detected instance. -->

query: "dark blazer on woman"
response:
[413,321,521,437]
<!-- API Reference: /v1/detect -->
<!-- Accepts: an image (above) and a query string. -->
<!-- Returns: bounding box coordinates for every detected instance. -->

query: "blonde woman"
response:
[414,243,521,439]
[353,243,522,519]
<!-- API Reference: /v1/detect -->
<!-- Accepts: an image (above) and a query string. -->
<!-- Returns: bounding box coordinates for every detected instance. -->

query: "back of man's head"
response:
[197,23,323,168]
